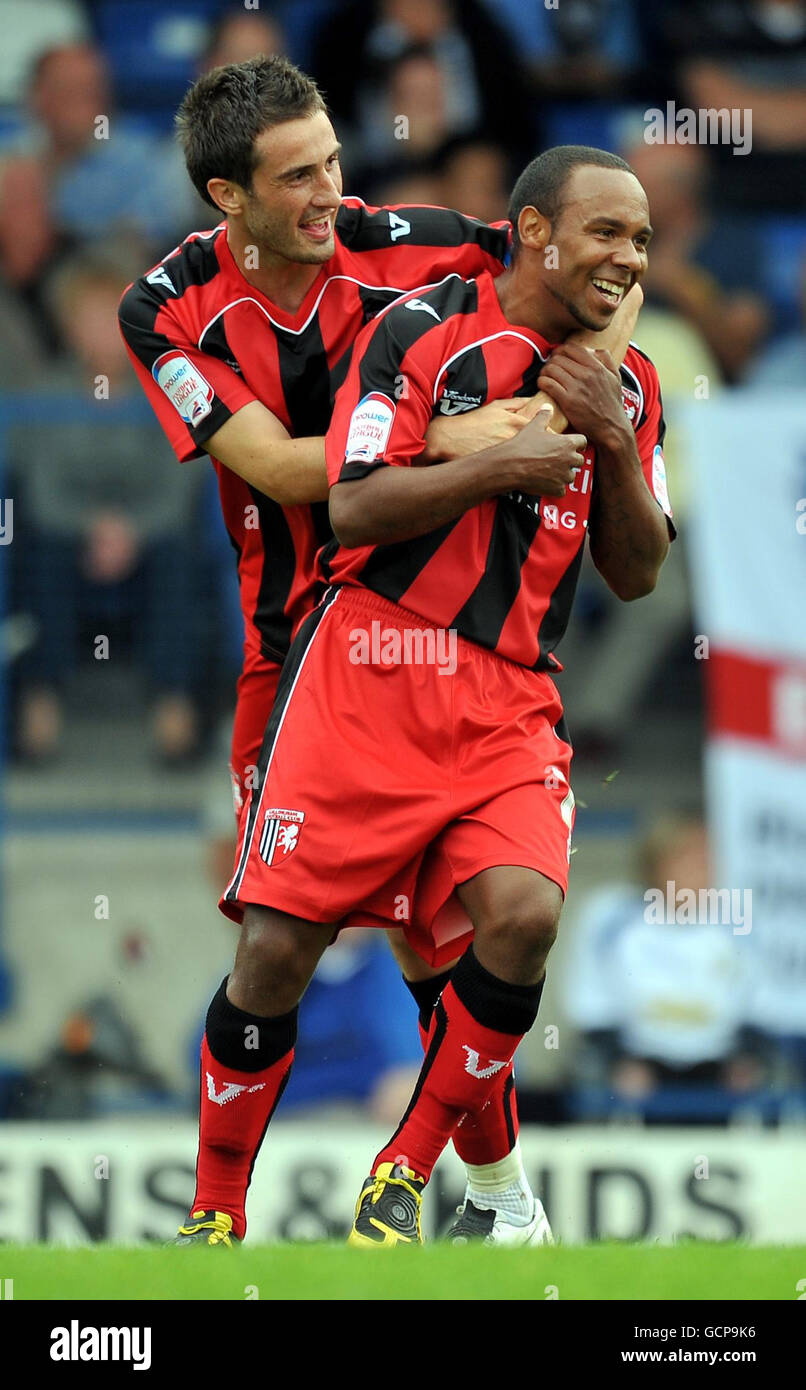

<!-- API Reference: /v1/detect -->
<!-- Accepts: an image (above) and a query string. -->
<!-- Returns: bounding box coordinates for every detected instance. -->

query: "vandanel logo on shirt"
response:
[153,351,214,427]
[345,391,396,464]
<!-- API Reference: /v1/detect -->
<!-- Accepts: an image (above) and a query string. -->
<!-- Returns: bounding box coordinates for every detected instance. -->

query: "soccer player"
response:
[223,144,674,1246]
[118,56,640,1247]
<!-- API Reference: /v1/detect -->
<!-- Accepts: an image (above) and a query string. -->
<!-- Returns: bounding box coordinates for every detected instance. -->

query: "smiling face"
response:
[227,109,343,265]
[537,165,652,332]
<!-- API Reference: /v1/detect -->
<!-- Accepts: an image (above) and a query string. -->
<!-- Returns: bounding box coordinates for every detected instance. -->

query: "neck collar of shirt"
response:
[219,224,330,328]
[479,269,559,357]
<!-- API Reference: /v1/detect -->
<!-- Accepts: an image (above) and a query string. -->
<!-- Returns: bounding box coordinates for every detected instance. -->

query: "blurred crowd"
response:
[1,1,805,1122]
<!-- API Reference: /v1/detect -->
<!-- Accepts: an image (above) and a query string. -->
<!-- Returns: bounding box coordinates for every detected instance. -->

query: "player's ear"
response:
[517,205,551,255]
[206,177,247,218]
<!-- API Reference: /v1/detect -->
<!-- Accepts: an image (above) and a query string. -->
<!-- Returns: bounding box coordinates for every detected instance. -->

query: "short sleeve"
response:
[118,280,256,462]
[622,346,676,536]
[326,305,438,486]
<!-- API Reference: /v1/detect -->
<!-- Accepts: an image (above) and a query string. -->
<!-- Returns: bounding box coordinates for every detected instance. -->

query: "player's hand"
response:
[424,396,536,463]
[424,390,570,463]
[494,405,587,497]
[568,282,643,363]
[538,342,628,448]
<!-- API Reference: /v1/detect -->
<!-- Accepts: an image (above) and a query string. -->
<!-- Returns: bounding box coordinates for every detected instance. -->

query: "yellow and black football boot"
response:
[170,1209,240,1247]
[347,1161,425,1248]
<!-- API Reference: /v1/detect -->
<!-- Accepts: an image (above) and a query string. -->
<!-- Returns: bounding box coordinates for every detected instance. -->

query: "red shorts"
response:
[222,586,575,966]
[229,656,282,819]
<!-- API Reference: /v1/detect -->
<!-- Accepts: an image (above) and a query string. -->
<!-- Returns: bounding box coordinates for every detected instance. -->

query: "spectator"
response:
[9,995,171,1119]
[367,132,514,226]
[437,134,513,224]
[365,159,445,208]
[487,0,643,99]
[200,5,285,73]
[640,0,806,212]
[335,42,455,180]
[12,252,203,765]
[562,816,762,1119]
[0,41,196,329]
[622,138,769,382]
[313,0,536,173]
[747,251,806,385]
[0,280,49,388]
[0,0,86,104]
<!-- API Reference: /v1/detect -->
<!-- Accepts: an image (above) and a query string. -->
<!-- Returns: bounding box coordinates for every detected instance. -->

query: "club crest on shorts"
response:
[259,808,305,866]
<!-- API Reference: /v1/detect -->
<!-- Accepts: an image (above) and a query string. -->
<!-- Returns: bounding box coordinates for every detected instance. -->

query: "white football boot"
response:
[447,1195,554,1246]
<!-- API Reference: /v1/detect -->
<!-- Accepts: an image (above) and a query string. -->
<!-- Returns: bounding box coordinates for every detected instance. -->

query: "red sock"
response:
[376,949,543,1181]
[417,1019,518,1165]
[192,1036,292,1238]
[453,1064,518,1165]
[191,980,296,1239]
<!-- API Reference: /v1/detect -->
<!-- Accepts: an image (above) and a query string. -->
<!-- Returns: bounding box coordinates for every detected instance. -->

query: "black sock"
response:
[403,969,453,1030]
[450,945,544,1035]
[205,977,298,1073]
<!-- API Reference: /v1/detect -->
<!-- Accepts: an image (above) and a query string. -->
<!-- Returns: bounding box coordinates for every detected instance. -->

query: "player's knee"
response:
[480,888,562,971]
[238,909,315,1000]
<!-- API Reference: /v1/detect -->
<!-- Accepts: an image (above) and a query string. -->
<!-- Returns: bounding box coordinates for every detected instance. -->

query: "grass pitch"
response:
[4,1243,804,1301]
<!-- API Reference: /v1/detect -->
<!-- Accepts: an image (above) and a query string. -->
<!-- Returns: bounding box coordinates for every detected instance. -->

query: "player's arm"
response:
[330,410,586,548]
[203,403,328,504]
[328,319,586,549]
[118,277,541,503]
[118,282,332,505]
[538,342,670,601]
[206,395,570,503]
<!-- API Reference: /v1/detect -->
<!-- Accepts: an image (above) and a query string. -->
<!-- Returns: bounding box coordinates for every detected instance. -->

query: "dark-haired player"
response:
[223,145,674,1246]
[119,55,640,1248]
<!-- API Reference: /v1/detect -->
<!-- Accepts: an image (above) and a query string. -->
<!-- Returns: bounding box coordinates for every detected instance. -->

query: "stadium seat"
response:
[542,102,630,155]
[92,0,221,112]
[274,0,340,70]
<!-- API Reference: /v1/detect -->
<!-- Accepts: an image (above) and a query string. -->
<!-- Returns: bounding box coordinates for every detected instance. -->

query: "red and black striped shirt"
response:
[118,199,510,663]
[324,270,673,671]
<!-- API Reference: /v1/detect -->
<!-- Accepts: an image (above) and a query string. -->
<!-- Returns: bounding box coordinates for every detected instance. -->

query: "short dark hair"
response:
[176,55,327,208]
[508,145,636,256]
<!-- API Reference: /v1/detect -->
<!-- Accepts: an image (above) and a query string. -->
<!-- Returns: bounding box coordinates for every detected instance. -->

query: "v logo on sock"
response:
[462,1046,507,1080]
[206,1072,267,1106]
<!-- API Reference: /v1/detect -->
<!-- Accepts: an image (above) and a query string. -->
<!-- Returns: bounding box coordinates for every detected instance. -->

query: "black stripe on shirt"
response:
[248,485,299,662]
[536,543,586,670]
[452,495,542,648]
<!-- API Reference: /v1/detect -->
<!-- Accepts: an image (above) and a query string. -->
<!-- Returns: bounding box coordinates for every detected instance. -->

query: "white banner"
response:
[686,395,806,1033]
[0,1119,803,1245]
